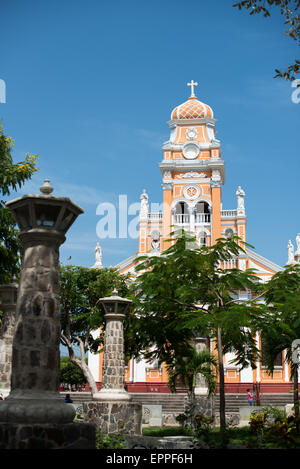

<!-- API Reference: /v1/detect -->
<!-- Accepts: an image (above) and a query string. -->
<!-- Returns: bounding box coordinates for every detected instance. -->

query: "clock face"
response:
[182,142,199,160]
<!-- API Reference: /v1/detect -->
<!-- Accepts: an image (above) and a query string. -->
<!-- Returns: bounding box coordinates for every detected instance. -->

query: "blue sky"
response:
[1,0,299,268]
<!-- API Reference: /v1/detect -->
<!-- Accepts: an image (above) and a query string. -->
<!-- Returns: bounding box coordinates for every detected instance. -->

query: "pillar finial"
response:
[40,179,53,195]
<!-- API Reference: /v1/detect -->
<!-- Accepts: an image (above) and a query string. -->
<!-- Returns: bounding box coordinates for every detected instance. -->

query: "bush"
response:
[249,411,267,435]
[95,430,125,449]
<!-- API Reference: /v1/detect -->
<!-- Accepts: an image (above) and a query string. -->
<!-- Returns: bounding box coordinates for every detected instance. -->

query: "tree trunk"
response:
[217,327,226,441]
[71,355,98,397]
[61,334,98,396]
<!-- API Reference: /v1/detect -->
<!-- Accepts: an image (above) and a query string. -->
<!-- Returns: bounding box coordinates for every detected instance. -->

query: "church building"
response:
[88,82,299,395]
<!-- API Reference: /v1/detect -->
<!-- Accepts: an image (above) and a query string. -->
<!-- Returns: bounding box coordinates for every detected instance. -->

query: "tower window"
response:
[195,202,210,223]
[175,201,189,214]
[174,202,190,224]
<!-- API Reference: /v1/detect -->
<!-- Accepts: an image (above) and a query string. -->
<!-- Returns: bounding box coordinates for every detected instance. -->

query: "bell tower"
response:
[159,81,224,250]
[136,82,247,265]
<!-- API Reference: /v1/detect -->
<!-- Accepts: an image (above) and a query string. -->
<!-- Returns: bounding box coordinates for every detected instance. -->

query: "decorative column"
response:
[189,206,195,233]
[162,182,173,250]
[94,291,131,401]
[211,176,222,244]
[0,279,18,398]
[0,180,95,449]
[83,290,142,435]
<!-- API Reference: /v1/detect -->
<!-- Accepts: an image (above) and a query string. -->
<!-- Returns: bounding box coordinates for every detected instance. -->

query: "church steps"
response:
[60,392,295,416]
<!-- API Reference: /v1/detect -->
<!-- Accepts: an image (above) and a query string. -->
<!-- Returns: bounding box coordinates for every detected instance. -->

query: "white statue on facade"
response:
[92,242,103,269]
[151,230,160,253]
[139,189,149,220]
[287,240,295,265]
[295,233,300,256]
[236,186,245,212]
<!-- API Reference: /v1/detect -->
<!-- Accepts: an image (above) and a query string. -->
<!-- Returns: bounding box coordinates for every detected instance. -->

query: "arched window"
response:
[174,202,189,223]
[195,201,210,223]
[175,201,189,214]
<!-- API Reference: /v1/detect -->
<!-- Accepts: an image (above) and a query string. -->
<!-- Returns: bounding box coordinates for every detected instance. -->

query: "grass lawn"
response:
[142,425,300,449]
[142,426,189,437]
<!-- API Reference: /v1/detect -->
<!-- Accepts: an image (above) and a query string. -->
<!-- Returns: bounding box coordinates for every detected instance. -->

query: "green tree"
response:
[233,0,300,81]
[167,347,217,400]
[59,264,132,396]
[59,356,86,387]
[0,122,38,284]
[259,264,300,424]
[133,230,264,443]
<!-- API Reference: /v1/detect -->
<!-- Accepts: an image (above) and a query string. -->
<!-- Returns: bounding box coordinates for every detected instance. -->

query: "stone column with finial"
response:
[0,179,96,449]
[94,289,131,402]
[82,289,142,435]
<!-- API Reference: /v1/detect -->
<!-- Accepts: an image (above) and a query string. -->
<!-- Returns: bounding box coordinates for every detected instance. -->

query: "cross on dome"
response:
[187,80,198,98]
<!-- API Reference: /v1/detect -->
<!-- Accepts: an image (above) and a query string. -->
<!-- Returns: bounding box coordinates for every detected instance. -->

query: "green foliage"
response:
[143,426,191,437]
[175,402,214,442]
[132,230,265,436]
[59,264,136,393]
[0,122,38,284]
[95,430,125,449]
[133,230,262,368]
[248,405,300,447]
[193,413,214,441]
[143,424,300,448]
[258,264,300,419]
[249,410,267,434]
[175,413,188,425]
[59,356,86,385]
[261,404,286,423]
[233,0,300,81]
[167,347,217,397]
[263,405,300,447]
[59,264,132,355]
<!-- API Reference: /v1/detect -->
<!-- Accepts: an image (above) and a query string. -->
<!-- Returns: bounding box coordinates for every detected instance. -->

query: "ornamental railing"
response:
[173,214,190,224]
[221,210,237,218]
[195,213,211,223]
[148,212,163,221]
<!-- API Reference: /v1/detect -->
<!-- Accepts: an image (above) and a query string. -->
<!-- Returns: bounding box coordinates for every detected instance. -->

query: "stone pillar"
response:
[0,280,18,398]
[194,337,209,396]
[83,309,142,435]
[94,311,130,401]
[0,181,95,448]
[0,231,75,424]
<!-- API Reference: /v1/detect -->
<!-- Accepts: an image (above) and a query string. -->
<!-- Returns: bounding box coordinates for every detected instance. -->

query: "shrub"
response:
[193,413,214,442]
[175,413,188,426]
[249,411,267,435]
[95,430,125,449]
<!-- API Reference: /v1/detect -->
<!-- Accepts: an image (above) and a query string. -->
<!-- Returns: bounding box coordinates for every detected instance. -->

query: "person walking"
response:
[247,388,253,407]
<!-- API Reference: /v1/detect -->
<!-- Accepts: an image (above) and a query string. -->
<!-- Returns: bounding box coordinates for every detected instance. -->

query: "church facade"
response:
[88,82,299,395]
